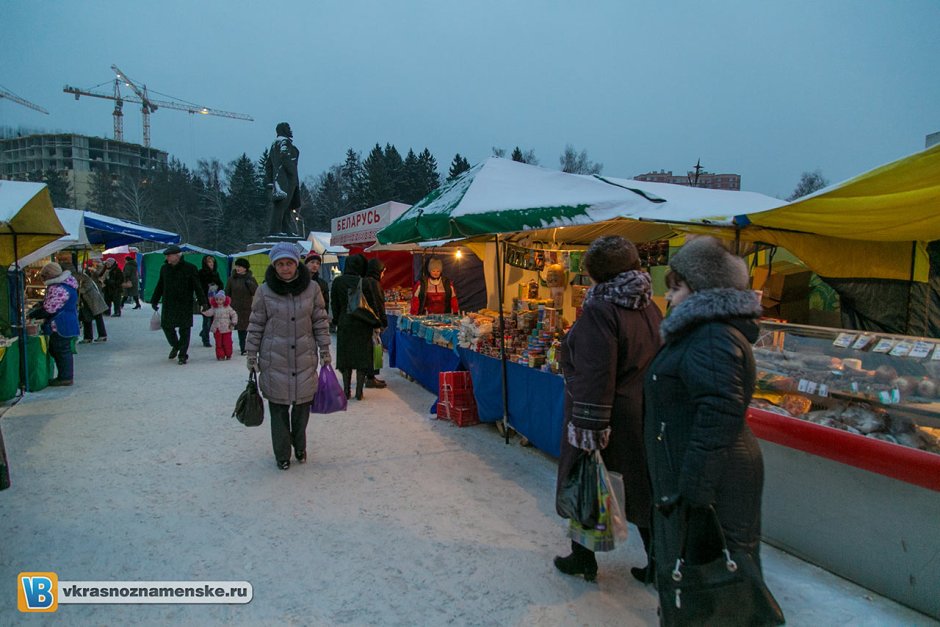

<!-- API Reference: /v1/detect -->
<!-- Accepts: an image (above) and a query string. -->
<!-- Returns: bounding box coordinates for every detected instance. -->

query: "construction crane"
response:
[0,85,49,114]
[63,65,253,147]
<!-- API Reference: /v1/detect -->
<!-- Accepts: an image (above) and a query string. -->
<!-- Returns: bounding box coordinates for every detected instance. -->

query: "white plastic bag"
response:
[150,309,161,331]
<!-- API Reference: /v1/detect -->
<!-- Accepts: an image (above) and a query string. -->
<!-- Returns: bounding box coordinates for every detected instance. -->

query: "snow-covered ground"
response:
[1,307,936,625]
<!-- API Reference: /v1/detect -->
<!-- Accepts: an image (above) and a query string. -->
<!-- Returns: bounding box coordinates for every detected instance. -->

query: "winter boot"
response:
[342,369,352,399]
[553,540,597,582]
[355,373,365,401]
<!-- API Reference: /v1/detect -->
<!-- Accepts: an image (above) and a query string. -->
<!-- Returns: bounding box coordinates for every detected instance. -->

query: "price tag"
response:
[909,341,934,359]
[872,339,895,353]
[852,335,874,350]
[818,384,829,397]
[833,333,857,348]
[931,345,940,360]
[797,379,818,394]
[889,341,913,357]
[851,381,859,393]
[878,389,902,404]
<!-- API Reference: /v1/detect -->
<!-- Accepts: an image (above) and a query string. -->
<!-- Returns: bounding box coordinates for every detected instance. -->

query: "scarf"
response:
[584,270,652,310]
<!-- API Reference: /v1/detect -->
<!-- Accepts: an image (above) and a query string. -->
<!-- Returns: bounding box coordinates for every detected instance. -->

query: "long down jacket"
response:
[643,288,765,580]
[246,264,330,405]
[227,269,258,332]
[555,272,662,529]
[331,254,375,371]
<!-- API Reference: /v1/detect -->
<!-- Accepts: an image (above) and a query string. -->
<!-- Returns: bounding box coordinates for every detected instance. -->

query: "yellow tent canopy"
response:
[0,181,65,267]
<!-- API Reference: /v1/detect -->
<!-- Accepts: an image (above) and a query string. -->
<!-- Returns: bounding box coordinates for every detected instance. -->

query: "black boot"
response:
[355,375,365,401]
[342,369,352,399]
[553,540,597,582]
[631,526,655,585]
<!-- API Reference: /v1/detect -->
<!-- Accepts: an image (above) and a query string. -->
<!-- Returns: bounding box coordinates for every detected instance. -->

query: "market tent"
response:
[376,157,783,246]
[0,181,65,267]
[722,144,940,336]
[141,244,229,302]
[13,208,88,268]
[81,210,180,248]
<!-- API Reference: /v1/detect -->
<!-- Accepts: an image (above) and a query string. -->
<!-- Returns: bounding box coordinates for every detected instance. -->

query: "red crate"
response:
[437,401,480,426]
[439,371,472,394]
[440,386,474,409]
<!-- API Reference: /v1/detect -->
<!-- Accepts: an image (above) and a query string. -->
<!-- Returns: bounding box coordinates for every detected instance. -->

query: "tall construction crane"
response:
[0,85,49,114]
[63,65,253,147]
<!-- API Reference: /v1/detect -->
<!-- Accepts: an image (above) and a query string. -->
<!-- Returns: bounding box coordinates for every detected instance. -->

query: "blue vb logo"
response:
[17,572,59,612]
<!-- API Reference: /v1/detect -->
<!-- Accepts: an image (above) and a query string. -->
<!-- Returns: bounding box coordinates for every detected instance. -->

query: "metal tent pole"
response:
[494,234,510,444]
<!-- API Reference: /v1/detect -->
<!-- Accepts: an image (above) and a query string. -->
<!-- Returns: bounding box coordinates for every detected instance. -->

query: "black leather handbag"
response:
[659,505,785,627]
[232,371,264,427]
[347,278,381,328]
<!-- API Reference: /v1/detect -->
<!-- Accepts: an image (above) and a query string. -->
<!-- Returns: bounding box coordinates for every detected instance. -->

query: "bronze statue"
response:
[266,122,301,235]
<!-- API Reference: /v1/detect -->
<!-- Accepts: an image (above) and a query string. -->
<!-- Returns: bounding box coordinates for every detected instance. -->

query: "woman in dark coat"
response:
[644,237,781,624]
[553,236,662,582]
[101,258,125,316]
[330,254,373,400]
[198,255,224,347]
[228,258,258,356]
[364,257,388,388]
[123,256,141,308]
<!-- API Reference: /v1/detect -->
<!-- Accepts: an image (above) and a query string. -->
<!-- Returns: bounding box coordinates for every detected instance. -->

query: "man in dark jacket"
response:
[151,245,208,365]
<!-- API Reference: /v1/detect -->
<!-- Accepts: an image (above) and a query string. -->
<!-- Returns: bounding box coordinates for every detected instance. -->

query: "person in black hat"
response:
[304,251,330,316]
[228,257,258,356]
[150,245,208,365]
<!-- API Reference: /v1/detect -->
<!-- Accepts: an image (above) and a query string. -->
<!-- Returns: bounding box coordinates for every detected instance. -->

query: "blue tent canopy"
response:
[82,210,180,247]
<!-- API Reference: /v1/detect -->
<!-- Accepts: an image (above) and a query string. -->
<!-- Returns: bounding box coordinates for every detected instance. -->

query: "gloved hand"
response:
[246,355,259,373]
[656,493,682,517]
[319,350,332,367]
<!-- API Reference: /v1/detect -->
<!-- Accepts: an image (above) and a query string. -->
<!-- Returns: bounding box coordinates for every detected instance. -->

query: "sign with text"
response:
[331,202,410,247]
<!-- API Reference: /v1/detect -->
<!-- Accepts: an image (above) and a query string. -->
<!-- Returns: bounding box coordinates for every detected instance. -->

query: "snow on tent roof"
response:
[14,208,89,267]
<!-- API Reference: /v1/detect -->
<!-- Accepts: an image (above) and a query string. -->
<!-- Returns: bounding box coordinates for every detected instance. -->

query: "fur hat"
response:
[163,245,182,255]
[234,258,250,270]
[669,236,750,291]
[427,258,443,273]
[583,235,640,283]
[40,262,63,280]
[269,242,301,264]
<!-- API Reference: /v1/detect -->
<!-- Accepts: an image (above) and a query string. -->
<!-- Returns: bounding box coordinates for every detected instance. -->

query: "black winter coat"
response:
[331,255,373,370]
[643,289,765,582]
[228,270,258,332]
[122,259,139,297]
[151,260,207,328]
[198,257,224,297]
[555,282,662,529]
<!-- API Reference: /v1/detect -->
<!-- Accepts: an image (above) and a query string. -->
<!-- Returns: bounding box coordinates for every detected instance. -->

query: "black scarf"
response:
[265,263,311,296]
[584,270,652,310]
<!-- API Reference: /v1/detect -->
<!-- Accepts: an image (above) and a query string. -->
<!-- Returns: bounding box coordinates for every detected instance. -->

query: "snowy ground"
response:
[0,307,936,626]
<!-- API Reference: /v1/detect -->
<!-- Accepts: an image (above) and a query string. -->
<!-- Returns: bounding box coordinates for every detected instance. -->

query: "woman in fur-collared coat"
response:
[553,236,662,583]
[644,237,782,625]
[246,243,331,471]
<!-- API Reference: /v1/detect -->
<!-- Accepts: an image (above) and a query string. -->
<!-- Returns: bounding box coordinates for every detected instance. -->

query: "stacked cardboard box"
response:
[437,371,480,427]
[752,261,813,323]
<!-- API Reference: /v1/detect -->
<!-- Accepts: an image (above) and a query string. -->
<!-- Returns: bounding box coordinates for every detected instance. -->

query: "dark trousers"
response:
[82,314,107,341]
[269,401,311,463]
[200,316,212,345]
[162,325,191,358]
[49,333,74,381]
[237,330,247,353]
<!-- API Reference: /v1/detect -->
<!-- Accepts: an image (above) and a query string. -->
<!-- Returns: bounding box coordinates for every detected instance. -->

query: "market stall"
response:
[142,244,229,302]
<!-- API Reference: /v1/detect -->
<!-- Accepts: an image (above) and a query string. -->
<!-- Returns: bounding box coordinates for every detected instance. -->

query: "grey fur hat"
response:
[669,236,750,291]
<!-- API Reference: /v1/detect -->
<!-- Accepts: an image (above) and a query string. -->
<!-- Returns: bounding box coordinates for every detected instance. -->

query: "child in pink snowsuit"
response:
[206,290,238,360]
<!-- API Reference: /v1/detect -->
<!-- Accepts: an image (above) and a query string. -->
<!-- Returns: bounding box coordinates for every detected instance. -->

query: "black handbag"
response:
[659,505,785,627]
[232,371,264,427]
[347,278,382,328]
[555,450,600,528]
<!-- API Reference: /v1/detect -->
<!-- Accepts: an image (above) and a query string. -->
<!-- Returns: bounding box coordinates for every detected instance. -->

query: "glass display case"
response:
[750,320,940,457]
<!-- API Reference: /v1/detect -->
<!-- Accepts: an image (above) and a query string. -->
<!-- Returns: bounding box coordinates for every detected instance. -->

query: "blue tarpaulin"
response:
[82,211,180,247]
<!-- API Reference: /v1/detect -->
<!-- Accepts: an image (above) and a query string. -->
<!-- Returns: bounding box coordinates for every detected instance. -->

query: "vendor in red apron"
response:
[411,257,459,315]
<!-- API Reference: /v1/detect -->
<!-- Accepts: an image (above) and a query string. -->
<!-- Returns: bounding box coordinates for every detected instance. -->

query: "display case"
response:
[750,320,940,457]
[745,320,940,619]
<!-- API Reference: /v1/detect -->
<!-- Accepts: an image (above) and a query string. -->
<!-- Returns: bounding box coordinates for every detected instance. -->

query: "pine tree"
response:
[511,147,525,162]
[340,148,365,213]
[197,158,226,251]
[225,154,266,250]
[363,143,390,206]
[88,169,118,215]
[384,143,405,202]
[401,148,421,204]
[41,169,72,207]
[418,148,440,194]
[311,171,345,231]
[448,153,471,180]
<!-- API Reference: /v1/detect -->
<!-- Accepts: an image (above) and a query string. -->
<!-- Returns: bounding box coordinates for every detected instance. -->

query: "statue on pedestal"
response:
[265,122,301,236]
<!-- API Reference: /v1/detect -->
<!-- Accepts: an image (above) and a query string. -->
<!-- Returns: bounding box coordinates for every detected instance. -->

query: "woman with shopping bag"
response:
[553,236,662,582]
[245,243,332,471]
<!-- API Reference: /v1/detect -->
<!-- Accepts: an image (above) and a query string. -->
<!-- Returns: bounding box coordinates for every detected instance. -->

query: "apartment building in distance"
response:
[634,168,741,190]
[0,133,168,207]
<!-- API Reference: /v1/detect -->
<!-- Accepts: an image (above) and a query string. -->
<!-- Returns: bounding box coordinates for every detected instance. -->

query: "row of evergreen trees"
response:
[22,142,602,253]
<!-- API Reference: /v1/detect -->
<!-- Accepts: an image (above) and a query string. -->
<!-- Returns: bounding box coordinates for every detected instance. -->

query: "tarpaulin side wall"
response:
[346,248,413,289]
[141,246,230,302]
[412,249,487,313]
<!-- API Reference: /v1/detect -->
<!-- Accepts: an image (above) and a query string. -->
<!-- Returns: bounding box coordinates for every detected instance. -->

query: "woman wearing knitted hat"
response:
[553,235,662,583]
[643,237,783,624]
[27,262,80,386]
[246,242,332,470]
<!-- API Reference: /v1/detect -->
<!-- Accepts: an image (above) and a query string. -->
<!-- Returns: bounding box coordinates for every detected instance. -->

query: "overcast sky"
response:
[2,0,937,199]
